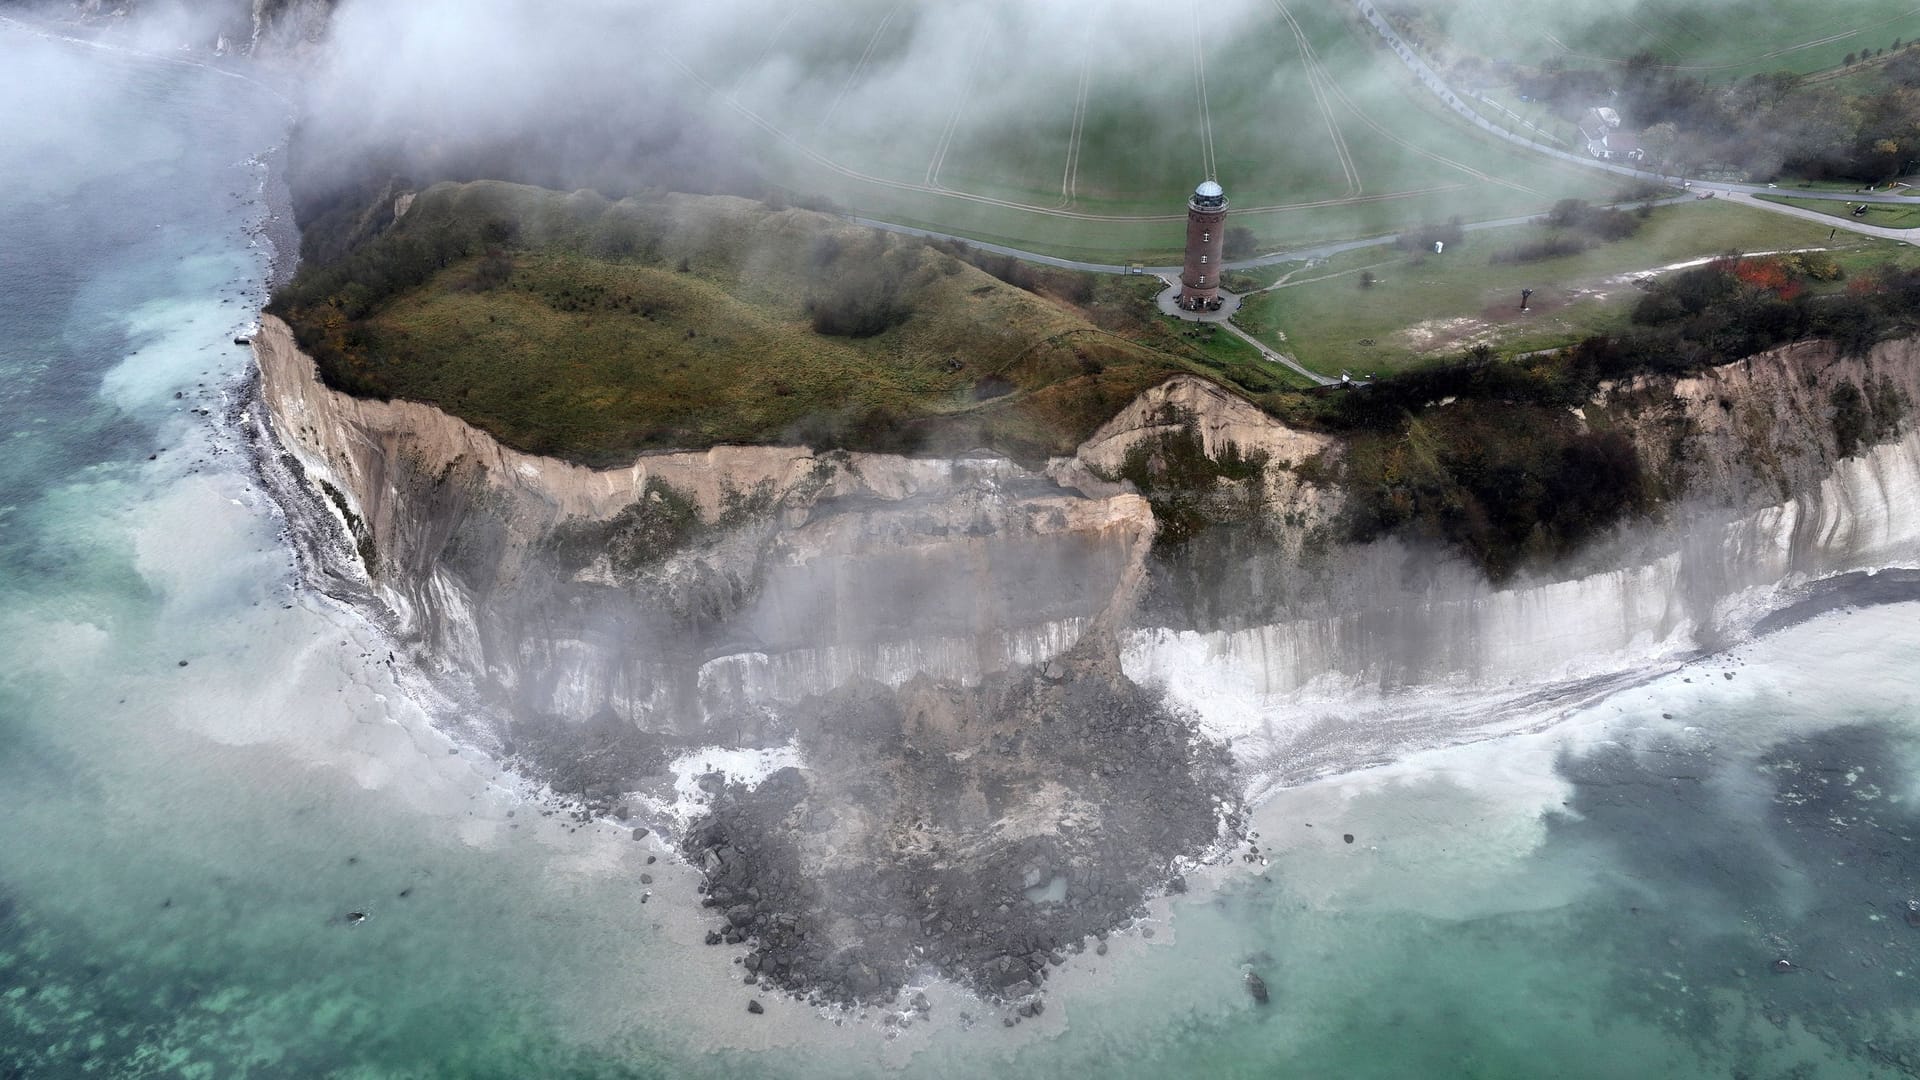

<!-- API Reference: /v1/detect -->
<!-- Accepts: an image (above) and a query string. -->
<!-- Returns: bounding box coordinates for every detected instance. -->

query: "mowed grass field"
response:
[1757,193,1920,229]
[657,0,1623,260]
[1410,0,1920,78]
[1236,199,1920,376]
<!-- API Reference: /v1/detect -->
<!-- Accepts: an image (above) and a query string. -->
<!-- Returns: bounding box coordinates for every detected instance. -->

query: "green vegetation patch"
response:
[1757,194,1920,230]
[1831,375,1911,457]
[271,181,1198,465]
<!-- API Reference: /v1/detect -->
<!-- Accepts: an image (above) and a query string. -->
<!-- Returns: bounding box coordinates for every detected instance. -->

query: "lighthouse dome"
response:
[1195,180,1224,198]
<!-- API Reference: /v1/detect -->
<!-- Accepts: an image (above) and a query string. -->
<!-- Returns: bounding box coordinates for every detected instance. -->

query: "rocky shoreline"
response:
[681,637,1242,1013]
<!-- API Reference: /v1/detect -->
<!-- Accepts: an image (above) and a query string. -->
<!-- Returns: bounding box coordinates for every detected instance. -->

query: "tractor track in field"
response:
[925,21,990,189]
[1190,3,1220,181]
[735,1,807,96]
[1275,0,1549,198]
[1058,34,1093,209]
[821,2,900,133]
[1272,0,1361,197]
[672,47,1475,223]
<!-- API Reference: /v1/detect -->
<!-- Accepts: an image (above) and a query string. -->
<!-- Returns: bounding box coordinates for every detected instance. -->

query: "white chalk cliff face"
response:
[1121,342,1920,791]
[253,315,1152,740]
[255,314,1920,784]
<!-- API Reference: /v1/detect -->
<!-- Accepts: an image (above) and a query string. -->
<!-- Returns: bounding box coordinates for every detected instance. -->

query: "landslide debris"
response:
[682,637,1240,1009]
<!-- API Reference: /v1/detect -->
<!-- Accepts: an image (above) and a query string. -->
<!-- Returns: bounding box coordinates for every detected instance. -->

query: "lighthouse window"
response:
[1197,275,1206,284]
[1202,232,1210,242]
[1200,255,1208,264]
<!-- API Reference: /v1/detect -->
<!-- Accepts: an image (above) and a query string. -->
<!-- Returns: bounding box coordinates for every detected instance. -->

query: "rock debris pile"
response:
[682,639,1240,1009]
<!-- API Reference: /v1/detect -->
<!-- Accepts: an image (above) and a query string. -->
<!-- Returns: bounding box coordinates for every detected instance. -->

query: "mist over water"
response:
[4,15,1920,1080]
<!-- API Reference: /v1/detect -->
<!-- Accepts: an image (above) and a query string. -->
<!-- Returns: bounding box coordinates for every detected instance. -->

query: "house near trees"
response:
[1580,106,1647,162]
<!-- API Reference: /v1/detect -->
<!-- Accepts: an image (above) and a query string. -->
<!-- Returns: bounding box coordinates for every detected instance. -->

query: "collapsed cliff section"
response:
[684,634,1238,1009]
[257,311,1242,1011]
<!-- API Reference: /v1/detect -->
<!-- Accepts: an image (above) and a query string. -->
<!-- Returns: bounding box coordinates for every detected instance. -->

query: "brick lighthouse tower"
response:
[1178,179,1228,311]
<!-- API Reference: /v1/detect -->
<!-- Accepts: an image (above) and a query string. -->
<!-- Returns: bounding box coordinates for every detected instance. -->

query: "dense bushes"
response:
[925,238,1099,303]
[1344,404,1646,579]
[1320,252,1905,435]
[1832,376,1911,458]
[1516,48,1920,182]
[547,478,706,576]
[1490,234,1590,265]
[1491,201,1647,265]
[806,270,911,337]
[1309,252,1920,576]
[1831,381,1871,458]
[1544,199,1644,241]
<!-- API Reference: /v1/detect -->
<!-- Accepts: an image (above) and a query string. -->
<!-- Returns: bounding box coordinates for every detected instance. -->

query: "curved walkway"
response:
[1218,321,1340,386]
[1717,190,1920,241]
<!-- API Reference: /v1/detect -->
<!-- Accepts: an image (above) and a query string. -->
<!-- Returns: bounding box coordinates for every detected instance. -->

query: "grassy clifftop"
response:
[270,181,1239,465]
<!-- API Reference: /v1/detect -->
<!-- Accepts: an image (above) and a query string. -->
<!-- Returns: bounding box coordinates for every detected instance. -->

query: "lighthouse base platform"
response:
[1156,285,1242,323]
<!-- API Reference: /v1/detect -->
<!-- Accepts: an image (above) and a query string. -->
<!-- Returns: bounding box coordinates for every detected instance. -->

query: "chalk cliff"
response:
[1119,342,1920,788]
[254,315,1154,738]
[255,315,1920,788]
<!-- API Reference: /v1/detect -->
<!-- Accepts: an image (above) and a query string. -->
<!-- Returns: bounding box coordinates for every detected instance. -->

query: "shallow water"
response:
[3,23,1920,1079]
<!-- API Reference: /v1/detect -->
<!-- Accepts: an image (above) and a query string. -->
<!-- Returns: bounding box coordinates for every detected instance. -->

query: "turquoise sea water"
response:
[3,25,1920,1079]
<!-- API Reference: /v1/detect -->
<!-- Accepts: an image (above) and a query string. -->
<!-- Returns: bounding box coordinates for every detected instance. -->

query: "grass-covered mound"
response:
[270,181,1210,465]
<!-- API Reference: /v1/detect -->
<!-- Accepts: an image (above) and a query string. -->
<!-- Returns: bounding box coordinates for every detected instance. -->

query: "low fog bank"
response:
[274,0,1483,255]
[2,0,331,55]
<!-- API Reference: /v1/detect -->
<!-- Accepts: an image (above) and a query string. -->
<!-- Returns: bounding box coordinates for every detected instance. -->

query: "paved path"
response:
[848,217,1164,274]
[1717,190,1920,241]
[1217,320,1340,386]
